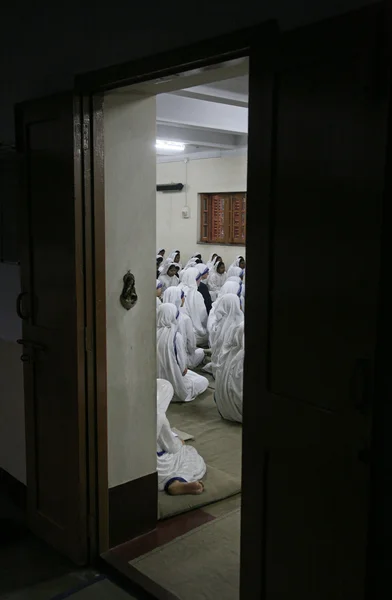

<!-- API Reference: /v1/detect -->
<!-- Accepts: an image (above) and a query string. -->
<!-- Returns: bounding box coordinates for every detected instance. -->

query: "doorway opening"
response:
[102,59,248,598]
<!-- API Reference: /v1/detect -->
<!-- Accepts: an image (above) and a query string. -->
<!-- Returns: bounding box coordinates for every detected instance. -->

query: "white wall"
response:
[0,263,26,484]
[104,92,157,489]
[156,155,246,267]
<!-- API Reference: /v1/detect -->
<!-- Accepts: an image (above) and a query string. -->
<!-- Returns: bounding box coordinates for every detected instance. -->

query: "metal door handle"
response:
[351,358,372,414]
[17,339,45,352]
[16,292,30,320]
[20,353,31,363]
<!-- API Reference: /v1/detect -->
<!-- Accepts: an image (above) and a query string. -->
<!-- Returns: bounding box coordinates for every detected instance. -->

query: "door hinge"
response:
[83,121,89,151]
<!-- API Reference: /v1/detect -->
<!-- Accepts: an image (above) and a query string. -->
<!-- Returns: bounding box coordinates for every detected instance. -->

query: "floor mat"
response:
[158,466,240,519]
[158,390,242,519]
[130,509,240,600]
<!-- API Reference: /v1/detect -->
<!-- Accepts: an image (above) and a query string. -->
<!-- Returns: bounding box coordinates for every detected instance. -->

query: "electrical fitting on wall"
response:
[182,158,190,219]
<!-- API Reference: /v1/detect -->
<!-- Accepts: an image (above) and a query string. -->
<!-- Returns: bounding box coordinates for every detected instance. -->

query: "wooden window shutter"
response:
[210,194,226,243]
[231,193,246,245]
[200,194,210,242]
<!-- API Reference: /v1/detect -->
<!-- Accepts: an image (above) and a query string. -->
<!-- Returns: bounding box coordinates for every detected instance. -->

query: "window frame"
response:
[199,191,246,246]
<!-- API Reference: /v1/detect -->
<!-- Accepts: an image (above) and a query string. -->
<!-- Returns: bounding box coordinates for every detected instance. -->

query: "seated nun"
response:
[157,304,208,402]
[206,252,218,270]
[163,287,204,369]
[217,279,243,300]
[208,293,244,378]
[196,263,213,315]
[179,268,209,347]
[179,255,199,281]
[227,265,244,280]
[157,378,205,495]
[214,321,244,423]
[156,256,164,278]
[207,280,243,341]
[158,260,180,292]
[167,249,182,270]
[207,260,227,301]
[228,255,246,271]
[156,279,163,312]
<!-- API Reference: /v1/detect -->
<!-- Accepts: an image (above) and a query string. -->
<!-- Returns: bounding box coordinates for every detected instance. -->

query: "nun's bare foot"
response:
[167,481,204,496]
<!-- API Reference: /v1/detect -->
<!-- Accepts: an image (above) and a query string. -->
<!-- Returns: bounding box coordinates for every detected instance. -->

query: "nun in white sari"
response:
[158,260,179,292]
[229,255,246,271]
[206,253,218,270]
[227,266,244,280]
[179,268,209,346]
[157,379,206,495]
[178,258,198,281]
[168,249,182,270]
[156,279,163,312]
[163,287,204,369]
[157,304,208,402]
[214,321,244,423]
[207,260,227,301]
[207,280,243,340]
[208,294,244,378]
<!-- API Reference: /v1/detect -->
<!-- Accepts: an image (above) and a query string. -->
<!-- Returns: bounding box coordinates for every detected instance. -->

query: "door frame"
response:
[76,18,278,562]
[76,2,390,594]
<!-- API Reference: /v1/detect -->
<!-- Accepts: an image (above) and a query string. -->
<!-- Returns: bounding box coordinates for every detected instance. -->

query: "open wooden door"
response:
[242,5,388,598]
[15,93,90,564]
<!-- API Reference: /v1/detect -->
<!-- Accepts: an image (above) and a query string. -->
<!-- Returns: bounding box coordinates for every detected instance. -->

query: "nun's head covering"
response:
[157,302,177,329]
[160,259,177,276]
[215,293,242,324]
[183,257,198,271]
[195,263,209,280]
[227,266,243,279]
[181,267,199,289]
[156,378,174,437]
[218,280,242,299]
[163,286,184,310]
[168,249,180,262]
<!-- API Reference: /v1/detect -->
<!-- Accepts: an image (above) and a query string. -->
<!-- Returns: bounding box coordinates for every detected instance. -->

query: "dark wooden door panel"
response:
[28,119,77,330]
[265,444,369,599]
[269,51,385,413]
[242,6,385,599]
[16,93,87,564]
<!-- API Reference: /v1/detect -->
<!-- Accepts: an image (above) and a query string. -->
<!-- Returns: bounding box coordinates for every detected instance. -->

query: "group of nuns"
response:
[155,248,246,496]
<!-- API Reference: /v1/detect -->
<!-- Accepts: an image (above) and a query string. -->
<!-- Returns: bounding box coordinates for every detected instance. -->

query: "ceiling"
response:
[156,74,248,163]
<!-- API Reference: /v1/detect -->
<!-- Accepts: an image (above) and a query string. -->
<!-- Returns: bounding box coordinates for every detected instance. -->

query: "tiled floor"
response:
[0,492,149,600]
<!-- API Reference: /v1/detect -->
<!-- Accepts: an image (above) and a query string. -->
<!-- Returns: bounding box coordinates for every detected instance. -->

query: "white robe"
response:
[207,281,243,341]
[167,249,183,270]
[158,259,180,292]
[207,269,227,301]
[209,294,244,378]
[214,323,244,423]
[157,379,206,491]
[206,253,218,271]
[179,268,209,347]
[229,255,244,270]
[227,266,243,279]
[157,304,208,402]
[159,273,179,291]
[162,287,204,369]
